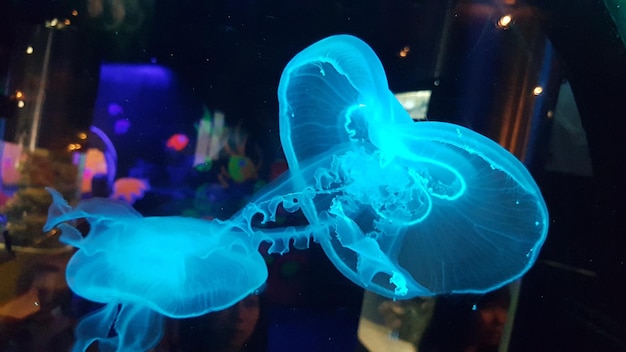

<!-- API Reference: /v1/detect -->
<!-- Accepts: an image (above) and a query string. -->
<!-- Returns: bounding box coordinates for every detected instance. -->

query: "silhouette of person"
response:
[418,287,511,352]
[175,293,266,352]
[463,288,510,352]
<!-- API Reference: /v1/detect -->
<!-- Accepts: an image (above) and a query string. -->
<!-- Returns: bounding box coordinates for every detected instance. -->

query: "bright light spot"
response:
[78,132,88,140]
[67,143,82,151]
[64,19,71,26]
[26,46,34,54]
[547,110,554,119]
[17,101,25,108]
[15,91,23,99]
[497,15,513,28]
[50,18,59,27]
[166,134,190,152]
[533,86,544,96]
[399,45,410,58]
[72,10,78,16]
[395,91,432,121]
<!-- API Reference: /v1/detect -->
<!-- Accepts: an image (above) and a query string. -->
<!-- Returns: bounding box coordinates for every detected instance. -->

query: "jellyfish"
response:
[44,188,267,352]
[237,34,549,299]
[44,34,548,352]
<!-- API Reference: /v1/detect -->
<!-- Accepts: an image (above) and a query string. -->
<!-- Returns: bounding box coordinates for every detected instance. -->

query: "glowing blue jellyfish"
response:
[44,34,548,352]
[44,188,267,352]
[239,34,548,299]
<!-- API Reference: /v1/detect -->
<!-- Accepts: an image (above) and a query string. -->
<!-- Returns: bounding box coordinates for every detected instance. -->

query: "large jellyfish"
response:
[239,34,548,298]
[44,34,548,352]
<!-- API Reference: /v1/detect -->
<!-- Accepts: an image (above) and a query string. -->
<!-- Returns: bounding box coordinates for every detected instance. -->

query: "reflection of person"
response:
[172,293,266,352]
[418,287,511,352]
[463,288,509,352]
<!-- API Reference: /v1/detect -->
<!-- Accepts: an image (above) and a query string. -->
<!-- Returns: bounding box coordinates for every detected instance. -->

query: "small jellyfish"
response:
[44,188,266,352]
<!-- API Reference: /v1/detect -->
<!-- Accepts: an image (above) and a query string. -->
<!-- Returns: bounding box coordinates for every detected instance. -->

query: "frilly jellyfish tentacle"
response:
[234,168,328,253]
[326,199,429,297]
[239,142,436,296]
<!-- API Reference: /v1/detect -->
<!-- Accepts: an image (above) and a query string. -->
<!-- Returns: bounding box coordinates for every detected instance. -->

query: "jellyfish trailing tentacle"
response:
[70,303,164,352]
[69,303,118,352]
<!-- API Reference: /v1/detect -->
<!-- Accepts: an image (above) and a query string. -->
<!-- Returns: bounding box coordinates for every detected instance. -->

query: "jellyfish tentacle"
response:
[328,200,412,296]
[45,187,142,233]
[114,304,164,352]
[56,223,84,247]
[71,303,118,352]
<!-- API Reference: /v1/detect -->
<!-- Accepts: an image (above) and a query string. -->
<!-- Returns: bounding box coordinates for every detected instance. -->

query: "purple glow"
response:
[107,103,124,117]
[100,64,174,88]
[114,119,131,135]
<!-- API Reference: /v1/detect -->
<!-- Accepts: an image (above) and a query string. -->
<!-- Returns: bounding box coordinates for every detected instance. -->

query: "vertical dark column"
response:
[429,0,559,168]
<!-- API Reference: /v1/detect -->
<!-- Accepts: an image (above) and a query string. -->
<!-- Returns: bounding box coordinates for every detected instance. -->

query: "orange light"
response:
[399,45,410,58]
[497,15,513,28]
[72,10,78,16]
[15,91,23,99]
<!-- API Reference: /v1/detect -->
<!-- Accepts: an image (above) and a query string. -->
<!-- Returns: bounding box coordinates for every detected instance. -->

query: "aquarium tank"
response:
[0,1,624,352]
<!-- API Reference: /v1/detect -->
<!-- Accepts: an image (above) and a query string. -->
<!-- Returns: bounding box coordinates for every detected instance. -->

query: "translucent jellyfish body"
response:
[245,34,548,299]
